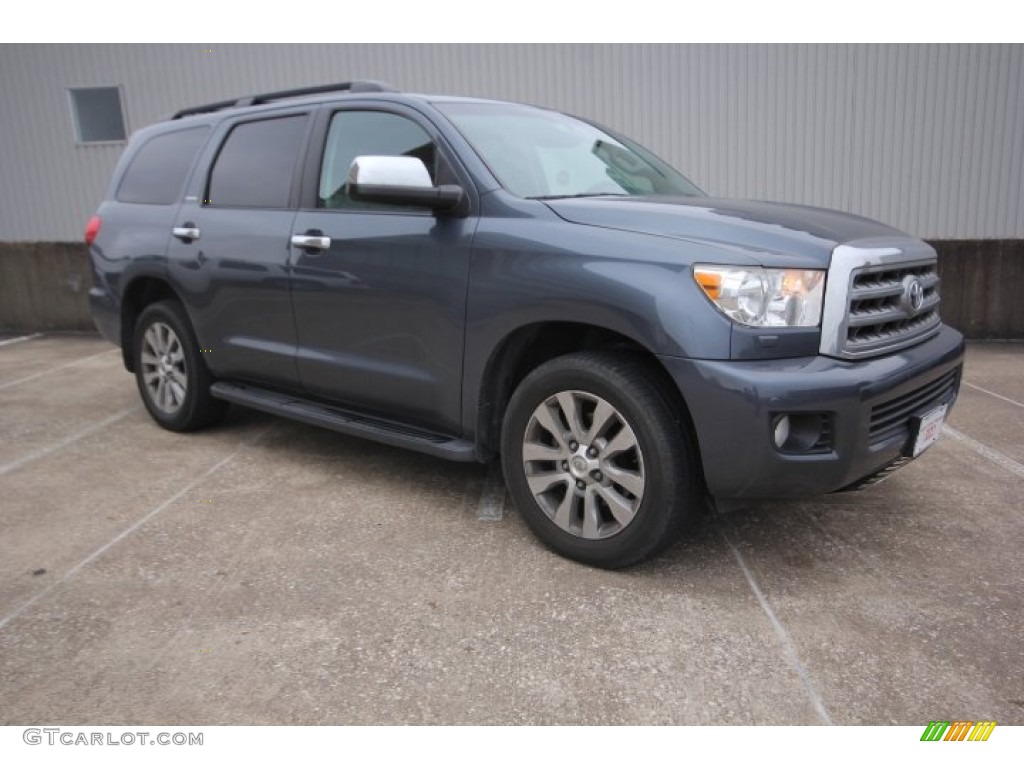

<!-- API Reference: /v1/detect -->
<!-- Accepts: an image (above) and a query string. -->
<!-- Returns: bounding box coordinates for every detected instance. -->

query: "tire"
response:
[132,300,228,432]
[501,351,702,569]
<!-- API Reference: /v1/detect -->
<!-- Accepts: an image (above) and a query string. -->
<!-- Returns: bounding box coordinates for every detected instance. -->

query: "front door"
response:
[289,108,475,434]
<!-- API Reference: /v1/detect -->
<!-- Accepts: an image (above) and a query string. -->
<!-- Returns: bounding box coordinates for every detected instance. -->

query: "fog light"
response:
[773,415,791,448]
[772,413,831,454]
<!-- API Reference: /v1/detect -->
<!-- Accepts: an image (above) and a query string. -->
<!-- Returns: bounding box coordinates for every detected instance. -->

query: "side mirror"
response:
[347,156,465,213]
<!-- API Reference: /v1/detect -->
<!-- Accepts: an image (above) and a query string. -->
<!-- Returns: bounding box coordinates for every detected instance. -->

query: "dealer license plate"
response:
[911,404,948,457]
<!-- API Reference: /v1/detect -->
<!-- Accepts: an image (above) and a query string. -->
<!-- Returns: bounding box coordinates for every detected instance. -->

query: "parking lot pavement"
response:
[0,334,1021,725]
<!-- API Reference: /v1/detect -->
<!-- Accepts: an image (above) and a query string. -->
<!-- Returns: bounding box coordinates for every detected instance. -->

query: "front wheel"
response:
[501,351,702,569]
[133,300,227,432]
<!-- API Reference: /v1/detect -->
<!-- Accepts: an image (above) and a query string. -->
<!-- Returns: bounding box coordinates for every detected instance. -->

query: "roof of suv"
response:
[167,80,514,124]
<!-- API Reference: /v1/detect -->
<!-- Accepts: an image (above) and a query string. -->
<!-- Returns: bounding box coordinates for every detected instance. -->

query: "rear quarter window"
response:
[115,126,210,205]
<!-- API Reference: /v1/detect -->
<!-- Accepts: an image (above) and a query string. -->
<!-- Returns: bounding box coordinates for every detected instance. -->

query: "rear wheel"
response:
[501,351,701,569]
[133,300,227,431]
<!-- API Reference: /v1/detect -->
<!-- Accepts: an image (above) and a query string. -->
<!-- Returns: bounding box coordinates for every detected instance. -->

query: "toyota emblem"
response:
[902,276,925,315]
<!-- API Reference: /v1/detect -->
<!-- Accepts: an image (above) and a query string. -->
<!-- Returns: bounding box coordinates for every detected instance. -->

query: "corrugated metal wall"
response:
[1,44,1021,242]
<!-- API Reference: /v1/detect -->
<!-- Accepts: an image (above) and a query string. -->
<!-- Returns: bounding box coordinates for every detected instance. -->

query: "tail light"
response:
[84,215,101,246]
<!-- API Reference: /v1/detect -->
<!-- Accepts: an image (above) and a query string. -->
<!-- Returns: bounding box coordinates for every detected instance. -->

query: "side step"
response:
[210,381,478,462]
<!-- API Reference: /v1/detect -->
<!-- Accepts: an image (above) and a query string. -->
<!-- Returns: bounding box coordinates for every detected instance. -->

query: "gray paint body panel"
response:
[664,325,965,498]
[544,196,905,266]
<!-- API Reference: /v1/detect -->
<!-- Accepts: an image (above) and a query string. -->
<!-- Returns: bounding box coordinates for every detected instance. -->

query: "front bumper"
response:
[660,324,965,499]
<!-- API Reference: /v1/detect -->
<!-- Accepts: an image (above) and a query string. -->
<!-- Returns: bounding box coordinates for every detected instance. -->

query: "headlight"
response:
[693,265,825,328]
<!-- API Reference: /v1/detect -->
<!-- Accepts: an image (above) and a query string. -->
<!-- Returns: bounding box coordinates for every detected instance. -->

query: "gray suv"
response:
[86,81,965,568]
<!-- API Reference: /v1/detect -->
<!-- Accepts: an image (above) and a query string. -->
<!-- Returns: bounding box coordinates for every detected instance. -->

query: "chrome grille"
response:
[868,368,958,445]
[845,262,941,355]
[819,242,944,360]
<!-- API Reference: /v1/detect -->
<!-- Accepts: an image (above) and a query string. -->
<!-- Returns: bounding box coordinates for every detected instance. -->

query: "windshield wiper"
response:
[527,193,629,201]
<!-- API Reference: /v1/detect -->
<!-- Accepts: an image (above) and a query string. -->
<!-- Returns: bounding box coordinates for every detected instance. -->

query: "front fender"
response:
[461,216,741,435]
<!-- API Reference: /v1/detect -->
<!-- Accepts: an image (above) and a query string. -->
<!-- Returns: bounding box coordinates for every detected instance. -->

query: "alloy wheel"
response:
[140,321,188,414]
[521,389,646,539]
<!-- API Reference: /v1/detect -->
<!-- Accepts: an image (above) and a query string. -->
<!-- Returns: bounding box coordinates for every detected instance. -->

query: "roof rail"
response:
[171,80,397,120]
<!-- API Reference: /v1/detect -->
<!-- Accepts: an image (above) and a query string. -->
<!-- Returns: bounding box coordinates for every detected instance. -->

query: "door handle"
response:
[291,234,331,251]
[172,225,201,242]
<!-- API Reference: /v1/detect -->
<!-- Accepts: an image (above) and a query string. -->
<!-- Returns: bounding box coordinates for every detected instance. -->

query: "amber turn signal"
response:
[693,268,722,300]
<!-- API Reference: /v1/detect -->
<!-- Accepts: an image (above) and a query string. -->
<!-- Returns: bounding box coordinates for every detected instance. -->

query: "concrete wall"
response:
[2,241,1020,339]
[1,44,1022,242]
[935,240,1024,339]
[0,243,94,332]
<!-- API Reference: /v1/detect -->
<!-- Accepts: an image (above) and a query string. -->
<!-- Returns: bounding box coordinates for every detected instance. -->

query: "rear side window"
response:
[116,127,209,205]
[207,115,307,208]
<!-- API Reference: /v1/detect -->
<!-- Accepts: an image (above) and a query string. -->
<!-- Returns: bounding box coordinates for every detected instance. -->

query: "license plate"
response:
[911,404,948,457]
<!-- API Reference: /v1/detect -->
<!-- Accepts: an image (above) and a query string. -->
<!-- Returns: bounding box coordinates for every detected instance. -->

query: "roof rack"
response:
[171,80,397,120]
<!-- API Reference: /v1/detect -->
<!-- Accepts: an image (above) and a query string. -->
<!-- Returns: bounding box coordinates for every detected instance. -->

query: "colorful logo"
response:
[920,721,996,741]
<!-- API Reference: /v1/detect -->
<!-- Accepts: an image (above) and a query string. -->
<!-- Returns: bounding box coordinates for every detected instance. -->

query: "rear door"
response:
[94,125,212,344]
[167,110,311,390]
[288,105,476,434]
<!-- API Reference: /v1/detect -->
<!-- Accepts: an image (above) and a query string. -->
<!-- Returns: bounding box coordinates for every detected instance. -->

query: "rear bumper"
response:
[659,324,966,499]
[88,285,120,346]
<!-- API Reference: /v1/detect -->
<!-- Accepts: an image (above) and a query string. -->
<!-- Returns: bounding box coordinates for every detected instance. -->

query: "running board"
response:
[210,381,478,462]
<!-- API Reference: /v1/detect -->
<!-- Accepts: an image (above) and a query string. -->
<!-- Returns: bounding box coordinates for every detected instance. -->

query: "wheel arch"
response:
[474,321,701,470]
[119,276,182,372]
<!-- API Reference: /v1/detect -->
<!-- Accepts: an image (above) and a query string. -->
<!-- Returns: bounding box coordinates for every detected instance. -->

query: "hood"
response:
[543,196,908,268]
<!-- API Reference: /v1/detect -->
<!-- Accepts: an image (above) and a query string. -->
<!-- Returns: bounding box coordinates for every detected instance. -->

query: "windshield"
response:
[437,102,704,200]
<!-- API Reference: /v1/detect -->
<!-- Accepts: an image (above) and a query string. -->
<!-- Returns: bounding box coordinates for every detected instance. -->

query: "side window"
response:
[207,115,307,209]
[318,111,438,209]
[116,127,209,205]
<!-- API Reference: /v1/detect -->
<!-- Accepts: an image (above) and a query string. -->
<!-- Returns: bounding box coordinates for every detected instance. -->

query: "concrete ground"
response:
[0,332,1021,725]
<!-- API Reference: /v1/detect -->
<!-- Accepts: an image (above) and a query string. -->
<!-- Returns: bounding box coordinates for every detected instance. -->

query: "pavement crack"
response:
[477,464,506,522]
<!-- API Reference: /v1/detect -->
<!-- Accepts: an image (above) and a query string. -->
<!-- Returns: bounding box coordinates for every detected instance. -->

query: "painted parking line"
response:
[0,406,138,477]
[963,380,1024,410]
[477,464,506,521]
[0,428,271,632]
[0,333,43,348]
[941,425,1024,480]
[0,348,118,391]
[715,518,834,725]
